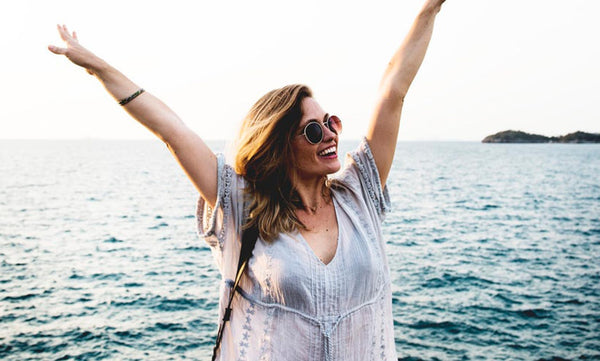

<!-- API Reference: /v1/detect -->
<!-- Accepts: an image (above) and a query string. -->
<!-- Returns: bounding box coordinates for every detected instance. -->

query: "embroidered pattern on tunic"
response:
[349,140,391,215]
[218,158,233,249]
[238,302,255,361]
[258,245,274,360]
[379,289,387,359]
[258,308,274,361]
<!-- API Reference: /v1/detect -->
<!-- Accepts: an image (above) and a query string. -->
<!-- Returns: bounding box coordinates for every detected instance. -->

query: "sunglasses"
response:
[299,114,342,144]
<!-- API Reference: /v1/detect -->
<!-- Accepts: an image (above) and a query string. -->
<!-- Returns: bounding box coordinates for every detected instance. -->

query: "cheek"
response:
[291,141,313,163]
[300,147,319,164]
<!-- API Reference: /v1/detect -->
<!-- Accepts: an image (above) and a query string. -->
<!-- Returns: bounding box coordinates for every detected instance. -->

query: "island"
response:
[482,130,600,143]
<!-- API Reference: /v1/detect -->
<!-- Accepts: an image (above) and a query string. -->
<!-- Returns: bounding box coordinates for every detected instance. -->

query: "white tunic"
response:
[197,139,396,360]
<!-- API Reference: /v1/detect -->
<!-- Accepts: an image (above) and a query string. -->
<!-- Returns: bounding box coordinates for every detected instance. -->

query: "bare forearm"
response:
[90,60,184,143]
[380,2,442,100]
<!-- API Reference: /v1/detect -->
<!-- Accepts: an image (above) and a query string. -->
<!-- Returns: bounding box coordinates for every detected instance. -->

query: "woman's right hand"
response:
[48,24,102,75]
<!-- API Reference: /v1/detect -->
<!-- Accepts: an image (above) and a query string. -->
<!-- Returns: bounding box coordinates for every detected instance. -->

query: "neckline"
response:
[297,193,340,267]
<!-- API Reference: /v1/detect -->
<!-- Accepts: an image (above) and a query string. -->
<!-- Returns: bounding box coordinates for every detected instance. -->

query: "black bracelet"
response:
[119,88,145,106]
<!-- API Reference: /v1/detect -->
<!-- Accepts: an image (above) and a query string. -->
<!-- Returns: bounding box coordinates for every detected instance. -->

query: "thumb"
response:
[48,44,67,55]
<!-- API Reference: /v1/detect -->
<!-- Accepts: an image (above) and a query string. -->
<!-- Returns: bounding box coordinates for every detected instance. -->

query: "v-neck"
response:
[297,194,341,267]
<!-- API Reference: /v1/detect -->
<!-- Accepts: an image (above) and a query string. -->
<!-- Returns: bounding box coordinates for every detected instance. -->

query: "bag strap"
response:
[211,224,259,361]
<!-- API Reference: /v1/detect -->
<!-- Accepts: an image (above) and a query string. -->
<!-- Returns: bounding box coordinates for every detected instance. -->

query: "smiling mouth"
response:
[318,146,337,157]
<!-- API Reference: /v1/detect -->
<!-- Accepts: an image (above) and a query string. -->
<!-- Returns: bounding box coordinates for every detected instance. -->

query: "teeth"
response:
[318,146,337,156]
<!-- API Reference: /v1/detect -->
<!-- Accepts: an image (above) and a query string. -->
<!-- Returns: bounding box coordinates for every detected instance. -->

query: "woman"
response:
[49,0,446,359]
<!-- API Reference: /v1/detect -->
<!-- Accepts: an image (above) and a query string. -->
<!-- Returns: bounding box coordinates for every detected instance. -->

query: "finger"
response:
[73,31,78,40]
[48,44,67,55]
[62,25,72,40]
[57,24,68,41]
[57,24,73,42]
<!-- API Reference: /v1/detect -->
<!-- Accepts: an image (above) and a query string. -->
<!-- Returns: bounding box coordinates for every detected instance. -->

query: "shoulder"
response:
[331,138,391,216]
[197,153,248,249]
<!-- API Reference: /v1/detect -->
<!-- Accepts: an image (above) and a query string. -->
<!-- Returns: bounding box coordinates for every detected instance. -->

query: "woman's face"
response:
[290,97,341,181]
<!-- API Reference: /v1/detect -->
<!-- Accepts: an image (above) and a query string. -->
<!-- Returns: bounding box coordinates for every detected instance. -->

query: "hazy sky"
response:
[1,0,598,141]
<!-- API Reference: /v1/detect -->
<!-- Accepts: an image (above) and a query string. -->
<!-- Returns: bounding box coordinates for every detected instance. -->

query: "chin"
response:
[325,161,342,175]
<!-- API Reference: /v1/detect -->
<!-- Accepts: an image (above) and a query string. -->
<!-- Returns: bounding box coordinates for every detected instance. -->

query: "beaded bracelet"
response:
[119,88,145,106]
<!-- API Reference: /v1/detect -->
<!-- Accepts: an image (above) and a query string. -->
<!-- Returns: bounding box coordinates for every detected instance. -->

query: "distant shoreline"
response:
[482,130,600,143]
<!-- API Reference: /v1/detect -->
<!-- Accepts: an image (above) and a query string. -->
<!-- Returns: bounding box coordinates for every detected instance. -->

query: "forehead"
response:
[299,97,326,126]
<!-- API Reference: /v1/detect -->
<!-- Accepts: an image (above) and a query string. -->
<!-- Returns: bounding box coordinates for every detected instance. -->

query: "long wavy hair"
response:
[234,84,312,242]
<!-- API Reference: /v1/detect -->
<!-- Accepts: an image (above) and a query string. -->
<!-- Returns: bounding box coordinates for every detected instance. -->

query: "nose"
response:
[322,122,337,142]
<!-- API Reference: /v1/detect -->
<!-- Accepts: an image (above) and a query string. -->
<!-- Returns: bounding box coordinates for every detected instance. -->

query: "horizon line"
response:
[0,137,484,143]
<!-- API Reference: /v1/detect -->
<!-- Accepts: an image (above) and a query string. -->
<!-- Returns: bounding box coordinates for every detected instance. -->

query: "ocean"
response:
[1,139,599,360]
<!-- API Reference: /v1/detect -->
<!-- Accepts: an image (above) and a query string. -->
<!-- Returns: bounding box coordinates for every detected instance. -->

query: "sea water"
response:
[1,140,598,360]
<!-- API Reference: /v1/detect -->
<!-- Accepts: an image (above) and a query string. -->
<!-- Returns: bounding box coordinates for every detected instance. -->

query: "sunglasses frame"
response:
[299,114,342,145]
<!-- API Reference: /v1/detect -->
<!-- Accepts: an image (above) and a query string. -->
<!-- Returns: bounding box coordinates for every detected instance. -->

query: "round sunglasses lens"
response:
[305,122,323,144]
[328,115,342,134]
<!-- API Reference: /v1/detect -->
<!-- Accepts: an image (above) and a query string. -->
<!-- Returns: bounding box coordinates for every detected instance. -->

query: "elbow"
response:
[161,122,190,152]
[379,72,409,105]
[379,85,407,107]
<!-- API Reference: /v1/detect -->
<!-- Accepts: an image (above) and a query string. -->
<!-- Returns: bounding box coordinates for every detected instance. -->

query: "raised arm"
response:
[48,25,218,206]
[366,0,445,187]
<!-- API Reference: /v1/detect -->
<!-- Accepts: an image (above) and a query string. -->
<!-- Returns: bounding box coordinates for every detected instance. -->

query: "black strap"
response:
[211,224,259,361]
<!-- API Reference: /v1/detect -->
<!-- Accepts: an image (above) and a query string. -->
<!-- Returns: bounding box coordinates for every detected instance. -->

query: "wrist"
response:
[421,0,444,15]
[87,56,110,77]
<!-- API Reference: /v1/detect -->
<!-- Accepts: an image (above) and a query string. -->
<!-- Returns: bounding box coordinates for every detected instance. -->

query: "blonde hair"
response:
[234,84,312,242]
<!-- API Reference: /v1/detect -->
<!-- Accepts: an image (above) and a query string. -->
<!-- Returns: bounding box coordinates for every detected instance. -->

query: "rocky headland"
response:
[482,130,600,143]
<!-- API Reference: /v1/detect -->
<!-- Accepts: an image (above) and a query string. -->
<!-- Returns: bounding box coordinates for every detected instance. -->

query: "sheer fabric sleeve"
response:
[336,138,391,220]
[195,153,245,274]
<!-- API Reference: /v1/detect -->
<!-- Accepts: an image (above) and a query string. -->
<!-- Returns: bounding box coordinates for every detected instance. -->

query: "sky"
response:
[1,0,598,141]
